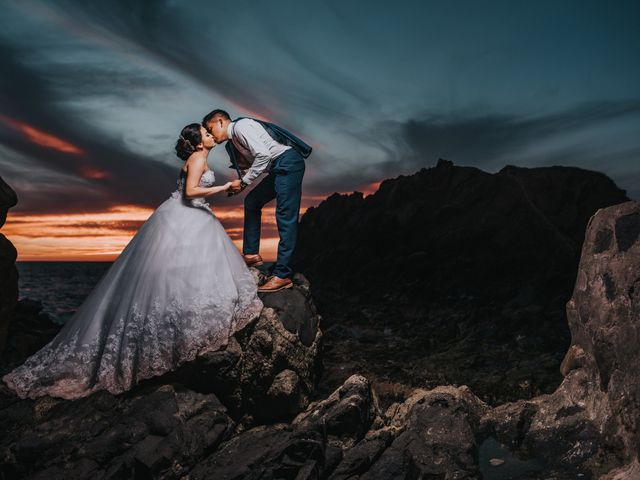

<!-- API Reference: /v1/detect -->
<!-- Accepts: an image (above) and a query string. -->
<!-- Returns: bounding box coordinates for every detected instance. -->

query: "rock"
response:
[358,385,490,479]
[0,383,234,479]
[1,300,62,367]
[599,457,640,480]
[294,162,628,308]
[0,177,17,229]
[0,272,323,476]
[293,162,629,406]
[183,374,381,479]
[0,177,18,356]
[480,201,640,476]
[146,272,323,423]
[559,344,586,376]
[293,374,384,449]
[188,422,327,479]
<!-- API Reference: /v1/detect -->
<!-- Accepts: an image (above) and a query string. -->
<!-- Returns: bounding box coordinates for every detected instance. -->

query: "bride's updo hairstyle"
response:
[175,123,203,161]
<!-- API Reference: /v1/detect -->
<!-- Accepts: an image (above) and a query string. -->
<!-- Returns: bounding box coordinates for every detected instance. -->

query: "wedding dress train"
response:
[2,169,263,400]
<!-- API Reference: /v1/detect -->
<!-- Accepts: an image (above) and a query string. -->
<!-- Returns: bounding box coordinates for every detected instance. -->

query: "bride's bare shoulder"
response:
[185,153,207,171]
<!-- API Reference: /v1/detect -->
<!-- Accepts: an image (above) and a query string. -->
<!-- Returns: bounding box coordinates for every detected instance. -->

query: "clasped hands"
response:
[227,179,246,196]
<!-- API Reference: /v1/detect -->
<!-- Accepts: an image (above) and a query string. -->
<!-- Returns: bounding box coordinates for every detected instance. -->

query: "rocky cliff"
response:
[0,177,18,355]
[294,159,628,307]
[294,161,630,405]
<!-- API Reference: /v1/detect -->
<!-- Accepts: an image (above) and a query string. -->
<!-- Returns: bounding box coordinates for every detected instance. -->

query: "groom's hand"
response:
[228,179,243,195]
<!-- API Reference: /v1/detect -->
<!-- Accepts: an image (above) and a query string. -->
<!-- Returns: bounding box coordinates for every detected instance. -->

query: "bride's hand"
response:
[223,181,233,191]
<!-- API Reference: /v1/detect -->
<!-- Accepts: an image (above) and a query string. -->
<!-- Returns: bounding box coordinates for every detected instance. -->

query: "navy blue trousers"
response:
[243,149,305,279]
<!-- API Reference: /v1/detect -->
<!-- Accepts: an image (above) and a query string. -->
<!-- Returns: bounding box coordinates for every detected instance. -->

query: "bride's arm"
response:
[184,157,231,199]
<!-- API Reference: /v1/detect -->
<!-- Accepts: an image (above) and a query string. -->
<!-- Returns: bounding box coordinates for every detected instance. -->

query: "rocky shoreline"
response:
[1,172,639,478]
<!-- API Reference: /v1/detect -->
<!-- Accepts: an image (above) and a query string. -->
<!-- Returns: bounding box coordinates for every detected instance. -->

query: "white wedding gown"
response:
[2,169,263,400]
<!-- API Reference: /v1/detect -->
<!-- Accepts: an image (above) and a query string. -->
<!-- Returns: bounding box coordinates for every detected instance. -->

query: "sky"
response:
[0,0,639,260]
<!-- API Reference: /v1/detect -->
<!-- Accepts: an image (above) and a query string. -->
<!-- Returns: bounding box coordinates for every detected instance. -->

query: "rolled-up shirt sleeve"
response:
[235,121,274,185]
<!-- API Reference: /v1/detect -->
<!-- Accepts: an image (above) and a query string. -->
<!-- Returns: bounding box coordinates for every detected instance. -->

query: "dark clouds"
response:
[397,98,640,168]
[1,0,639,218]
[0,41,178,214]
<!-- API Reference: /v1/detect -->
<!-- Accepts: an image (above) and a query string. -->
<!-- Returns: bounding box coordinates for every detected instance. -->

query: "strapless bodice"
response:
[170,169,216,211]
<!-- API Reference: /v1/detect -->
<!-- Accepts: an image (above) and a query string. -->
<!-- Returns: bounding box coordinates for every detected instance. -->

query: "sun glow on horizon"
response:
[3,204,283,262]
[2,184,383,262]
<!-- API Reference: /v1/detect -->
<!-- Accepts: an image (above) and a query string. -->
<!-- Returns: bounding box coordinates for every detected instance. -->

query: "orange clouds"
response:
[79,166,111,180]
[2,186,381,262]
[0,114,84,155]
[3,204,281,262]
[3,205,154,261]
[362,181,382,196]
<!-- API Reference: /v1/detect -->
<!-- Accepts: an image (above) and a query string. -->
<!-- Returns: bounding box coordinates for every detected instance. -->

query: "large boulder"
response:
[0,177,18,356]
[480,201,640,477]
[136,272,323,424]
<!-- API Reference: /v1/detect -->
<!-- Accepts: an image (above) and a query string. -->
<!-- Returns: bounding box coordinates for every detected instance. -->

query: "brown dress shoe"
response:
[258,275,293,292]
[243,254,264,267]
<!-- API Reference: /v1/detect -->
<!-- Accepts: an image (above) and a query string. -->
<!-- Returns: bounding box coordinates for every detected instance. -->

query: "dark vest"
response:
[225,117,312,178]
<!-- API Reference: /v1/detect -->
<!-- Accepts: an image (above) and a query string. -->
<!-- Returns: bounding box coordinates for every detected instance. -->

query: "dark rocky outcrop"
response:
[153,273,323,424]
[480,200,640,478]
[0,273,324,478]
[0,177,18,356]
[0,383,236,479]
[1,300,62,366]
[294,161,630,405]
[295,160,628,307]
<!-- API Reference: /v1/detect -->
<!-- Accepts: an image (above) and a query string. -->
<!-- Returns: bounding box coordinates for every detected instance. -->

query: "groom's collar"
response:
[226,121,234,140]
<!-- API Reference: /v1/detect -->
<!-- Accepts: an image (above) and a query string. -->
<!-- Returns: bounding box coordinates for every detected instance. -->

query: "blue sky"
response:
[1,0,639,217]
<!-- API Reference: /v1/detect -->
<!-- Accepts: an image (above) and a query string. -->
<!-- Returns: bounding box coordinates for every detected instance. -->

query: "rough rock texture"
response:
[357,385,490,479]
[0,177,18,356]
[480,201,640,478]
[294,161,630,406]
[187,374,383,479]
[187,376,496,479]
[153,273,323,424]
[0,383,235,479]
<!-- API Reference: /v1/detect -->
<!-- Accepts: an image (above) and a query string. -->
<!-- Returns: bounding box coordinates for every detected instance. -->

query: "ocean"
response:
[16,262,112,325]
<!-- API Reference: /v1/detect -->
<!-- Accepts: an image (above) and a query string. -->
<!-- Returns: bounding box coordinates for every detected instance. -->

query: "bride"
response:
[2,123,264,400]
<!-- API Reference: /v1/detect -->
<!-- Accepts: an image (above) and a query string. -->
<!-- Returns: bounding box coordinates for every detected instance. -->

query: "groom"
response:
[202,109,312,292]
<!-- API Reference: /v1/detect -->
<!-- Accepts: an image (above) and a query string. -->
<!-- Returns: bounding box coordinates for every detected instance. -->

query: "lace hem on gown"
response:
[1,167,264,400]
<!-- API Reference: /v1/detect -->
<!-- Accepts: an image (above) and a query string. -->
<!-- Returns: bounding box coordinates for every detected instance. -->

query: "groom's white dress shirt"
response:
[227,119,291,185]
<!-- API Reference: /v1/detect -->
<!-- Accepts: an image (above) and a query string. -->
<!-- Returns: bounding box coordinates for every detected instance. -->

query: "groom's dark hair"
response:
[202,109,231,125]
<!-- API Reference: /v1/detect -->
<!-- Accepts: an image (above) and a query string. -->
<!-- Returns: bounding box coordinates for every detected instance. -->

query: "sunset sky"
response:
[1,0,639,261]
